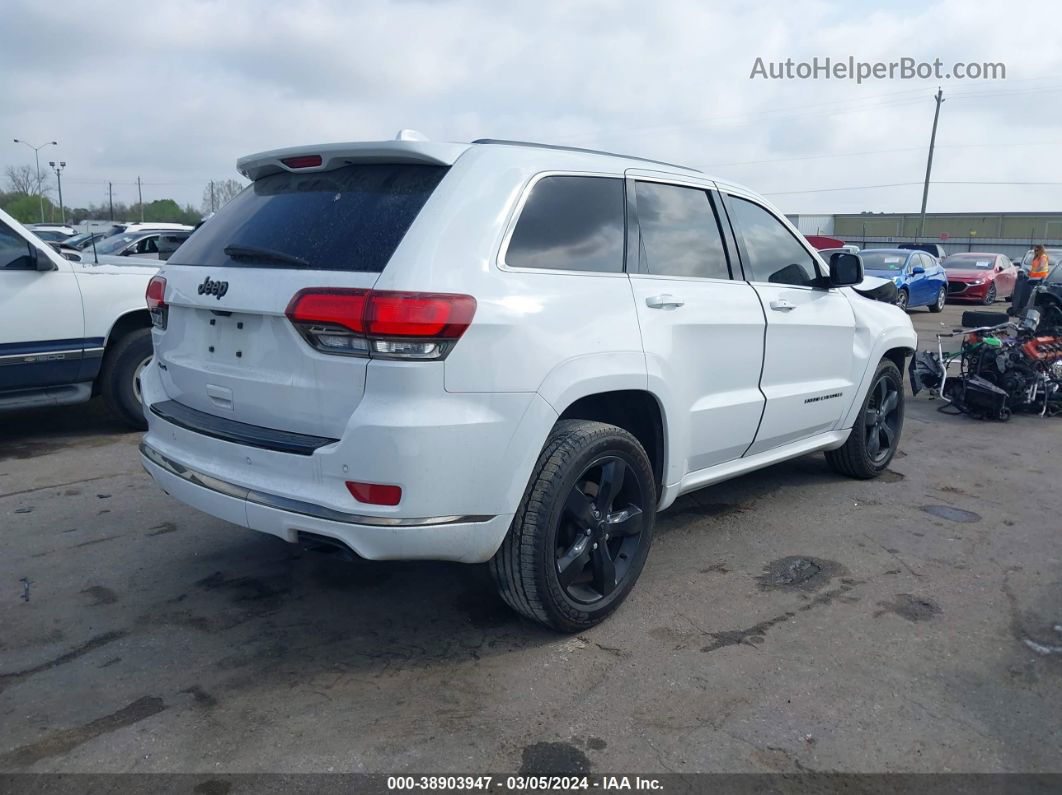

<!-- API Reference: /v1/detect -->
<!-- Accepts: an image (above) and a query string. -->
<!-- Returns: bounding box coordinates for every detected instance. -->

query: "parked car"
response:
[62,231,111,250]
[75,228,193,263]
[942,252,1018,304]
[0,208,159,427]
[139,136,916,632]
[26,223,77,242]
[818,248,896,304]
[898,242,948,259]
[1017,247,1062,274]
[860,248,948,312]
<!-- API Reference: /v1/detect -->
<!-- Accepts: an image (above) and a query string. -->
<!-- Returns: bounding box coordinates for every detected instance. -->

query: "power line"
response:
[570,88,936,144]
[763,180,1062,196]
[704,140,1062,169]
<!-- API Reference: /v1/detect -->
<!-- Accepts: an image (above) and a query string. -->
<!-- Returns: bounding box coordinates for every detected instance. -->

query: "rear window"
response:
[504,176,624,273]
[168,163,449,272]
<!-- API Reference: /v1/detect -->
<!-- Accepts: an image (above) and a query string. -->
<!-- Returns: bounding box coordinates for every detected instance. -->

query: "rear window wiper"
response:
[223,244,310,268]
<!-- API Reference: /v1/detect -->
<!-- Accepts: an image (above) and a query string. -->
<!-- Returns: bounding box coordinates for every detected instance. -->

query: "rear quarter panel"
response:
[373,147,647,400]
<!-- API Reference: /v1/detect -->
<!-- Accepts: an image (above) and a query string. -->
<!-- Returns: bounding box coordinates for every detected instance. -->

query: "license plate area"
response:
[201,309,260,363]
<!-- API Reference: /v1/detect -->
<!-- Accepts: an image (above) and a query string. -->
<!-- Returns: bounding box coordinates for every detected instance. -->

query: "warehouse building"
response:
[785,212,1062,260]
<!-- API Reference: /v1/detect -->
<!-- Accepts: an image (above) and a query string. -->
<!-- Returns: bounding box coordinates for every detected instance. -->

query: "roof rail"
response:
[471,139,701,173]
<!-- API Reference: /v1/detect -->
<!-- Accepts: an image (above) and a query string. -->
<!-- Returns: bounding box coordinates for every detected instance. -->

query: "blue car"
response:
[859,248,948,312]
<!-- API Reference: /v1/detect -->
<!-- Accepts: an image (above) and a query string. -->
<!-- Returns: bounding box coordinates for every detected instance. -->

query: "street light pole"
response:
[49,161,66,224]
[12,138,58,223]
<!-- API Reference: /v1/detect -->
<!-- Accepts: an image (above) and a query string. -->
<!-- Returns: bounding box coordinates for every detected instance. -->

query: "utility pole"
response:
[210,180,216,213]
[49,161,66,223]
[12,138,58,223]
[919,87,944,240]
[137,176,144,221]
[108,182,114,221]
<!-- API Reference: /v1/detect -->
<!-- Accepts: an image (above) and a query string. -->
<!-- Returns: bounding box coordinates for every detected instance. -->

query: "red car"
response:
[943,252,1018,304]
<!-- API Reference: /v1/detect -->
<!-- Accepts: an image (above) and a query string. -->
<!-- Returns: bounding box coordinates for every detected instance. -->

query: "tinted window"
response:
[728,197,820,286]
[134,236,159,254]
[0,222,34,270]
[169,164,449,272]
[635,182,729,279]
[95,234,138,255]
[860,251,908,271]
[944,255,994,270]
[505,176,624,272]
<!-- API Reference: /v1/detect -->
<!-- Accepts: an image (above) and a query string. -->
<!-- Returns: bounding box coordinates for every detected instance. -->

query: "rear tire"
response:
[100,328,153,430]
[825,359,904,479]
[929,286,946,313]
[489,420,656,633]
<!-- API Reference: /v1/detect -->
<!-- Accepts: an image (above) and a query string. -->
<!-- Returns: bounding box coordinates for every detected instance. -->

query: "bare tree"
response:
[5,164,42,195]
[201,178,246,214]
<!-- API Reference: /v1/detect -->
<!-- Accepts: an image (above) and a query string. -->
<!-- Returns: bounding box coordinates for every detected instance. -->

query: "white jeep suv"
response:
[140,137,916,631]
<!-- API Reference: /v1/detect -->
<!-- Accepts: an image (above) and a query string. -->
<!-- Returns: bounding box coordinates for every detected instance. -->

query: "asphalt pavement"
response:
[1,303,1059,775]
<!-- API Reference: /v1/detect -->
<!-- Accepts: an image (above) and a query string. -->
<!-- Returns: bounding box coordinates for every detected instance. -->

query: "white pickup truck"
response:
[0,208,158,428]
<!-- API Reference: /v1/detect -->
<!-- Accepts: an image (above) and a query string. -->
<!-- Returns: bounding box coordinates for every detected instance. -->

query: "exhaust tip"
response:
[297,531,358,562]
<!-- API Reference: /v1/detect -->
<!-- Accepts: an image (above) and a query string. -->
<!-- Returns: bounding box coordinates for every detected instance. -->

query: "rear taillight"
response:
[286,289,476,360]
[146,275,167,329]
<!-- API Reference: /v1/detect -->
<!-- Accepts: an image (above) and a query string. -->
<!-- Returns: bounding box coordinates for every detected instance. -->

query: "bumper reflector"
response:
[346,481,402,506]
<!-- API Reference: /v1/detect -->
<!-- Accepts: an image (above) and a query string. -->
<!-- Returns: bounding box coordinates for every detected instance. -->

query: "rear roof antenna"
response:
[394,129,429,142]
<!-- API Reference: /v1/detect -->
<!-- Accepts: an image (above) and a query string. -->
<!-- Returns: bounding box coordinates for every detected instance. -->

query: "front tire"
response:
[489,420,656,632]
[100,328,153,430]
[929,286,946,313]
[895,288,909,312]
[825,359,904,479]
[983,284,997,305]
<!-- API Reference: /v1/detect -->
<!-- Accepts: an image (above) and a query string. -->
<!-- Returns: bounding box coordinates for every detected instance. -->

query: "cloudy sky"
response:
[3,0,1060,215]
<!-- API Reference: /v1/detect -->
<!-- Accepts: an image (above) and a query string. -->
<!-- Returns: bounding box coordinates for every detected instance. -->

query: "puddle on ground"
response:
[921,505,981,523]
[875,593,941,622]
[756,557,845,592]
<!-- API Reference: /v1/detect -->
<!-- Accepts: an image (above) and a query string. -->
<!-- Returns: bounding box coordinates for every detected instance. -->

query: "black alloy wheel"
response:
[490,419,656,632]
[864,373,901,465]
[555,456,647,604]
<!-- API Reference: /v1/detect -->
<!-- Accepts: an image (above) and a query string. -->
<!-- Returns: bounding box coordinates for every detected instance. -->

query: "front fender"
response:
[839,294,917,429]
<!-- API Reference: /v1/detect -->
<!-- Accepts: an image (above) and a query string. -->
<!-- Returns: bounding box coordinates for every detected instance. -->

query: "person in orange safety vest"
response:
[1029,244,1050,280]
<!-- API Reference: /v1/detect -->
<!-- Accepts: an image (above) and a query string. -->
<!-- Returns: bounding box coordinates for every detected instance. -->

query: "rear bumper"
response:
[138,357,558,562]
[141,441,513,562]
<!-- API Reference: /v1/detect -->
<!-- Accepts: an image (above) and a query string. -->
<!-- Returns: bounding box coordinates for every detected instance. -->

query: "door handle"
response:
[646,294,684,309]
[769,299,796,312]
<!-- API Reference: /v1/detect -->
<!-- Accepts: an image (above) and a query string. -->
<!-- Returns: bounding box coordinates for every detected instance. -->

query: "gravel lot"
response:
[1,303,1059,775]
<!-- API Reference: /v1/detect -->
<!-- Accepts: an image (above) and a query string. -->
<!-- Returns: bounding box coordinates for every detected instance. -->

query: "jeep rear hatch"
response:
[153,158,452,440]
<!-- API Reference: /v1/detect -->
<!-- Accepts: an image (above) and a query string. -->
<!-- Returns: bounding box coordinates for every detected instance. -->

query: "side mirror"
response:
[912,265,925,275]
[828,252,863,287]
[32,245,57,272]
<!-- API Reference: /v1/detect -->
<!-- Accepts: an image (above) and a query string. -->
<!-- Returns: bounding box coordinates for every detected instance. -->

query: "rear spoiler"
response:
[237,141,471,181]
